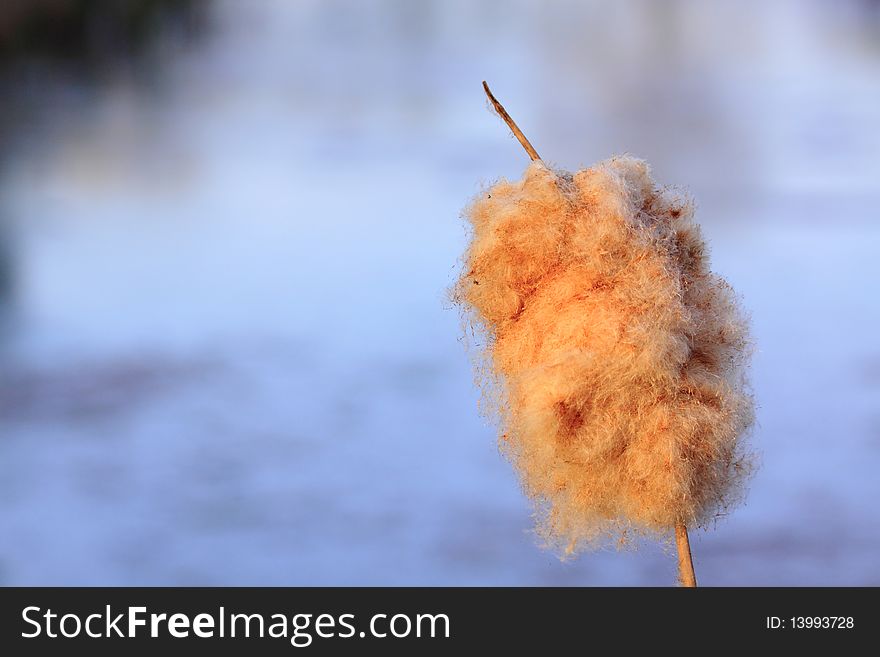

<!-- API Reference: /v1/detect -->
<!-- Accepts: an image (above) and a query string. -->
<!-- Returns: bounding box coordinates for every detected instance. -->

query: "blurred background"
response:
[0,0,878,585]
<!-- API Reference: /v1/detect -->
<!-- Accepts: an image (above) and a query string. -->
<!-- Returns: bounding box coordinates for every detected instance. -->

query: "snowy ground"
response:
[0,0,878,585]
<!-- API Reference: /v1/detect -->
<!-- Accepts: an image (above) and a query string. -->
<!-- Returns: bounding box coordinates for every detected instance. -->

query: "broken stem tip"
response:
[482,80,541,162]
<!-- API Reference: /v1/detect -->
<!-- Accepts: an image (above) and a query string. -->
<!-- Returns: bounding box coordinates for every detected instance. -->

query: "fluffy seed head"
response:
[454,156,755,554]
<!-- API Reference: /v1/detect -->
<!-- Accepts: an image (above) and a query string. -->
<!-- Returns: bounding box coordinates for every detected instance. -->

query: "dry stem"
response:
[482,81,541,162]
[675,523,698,587]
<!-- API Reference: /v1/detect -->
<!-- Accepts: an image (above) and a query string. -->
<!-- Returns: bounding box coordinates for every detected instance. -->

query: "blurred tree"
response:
[0,0,201,61]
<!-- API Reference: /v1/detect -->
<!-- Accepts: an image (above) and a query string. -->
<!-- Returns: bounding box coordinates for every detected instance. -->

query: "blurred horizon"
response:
[0,0,878,585]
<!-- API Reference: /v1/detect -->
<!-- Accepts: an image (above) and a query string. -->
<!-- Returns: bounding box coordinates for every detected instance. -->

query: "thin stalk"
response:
[675,523,698,587]
[482,81,541,162]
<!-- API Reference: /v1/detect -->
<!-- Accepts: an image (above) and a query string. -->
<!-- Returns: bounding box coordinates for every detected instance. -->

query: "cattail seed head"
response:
[454,156,755,554]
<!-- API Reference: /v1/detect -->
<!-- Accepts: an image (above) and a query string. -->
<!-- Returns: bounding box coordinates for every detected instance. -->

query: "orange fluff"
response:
[454,156,754,554]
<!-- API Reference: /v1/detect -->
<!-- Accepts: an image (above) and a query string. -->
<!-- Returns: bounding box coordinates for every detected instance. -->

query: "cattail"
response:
[453,83,755,586]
